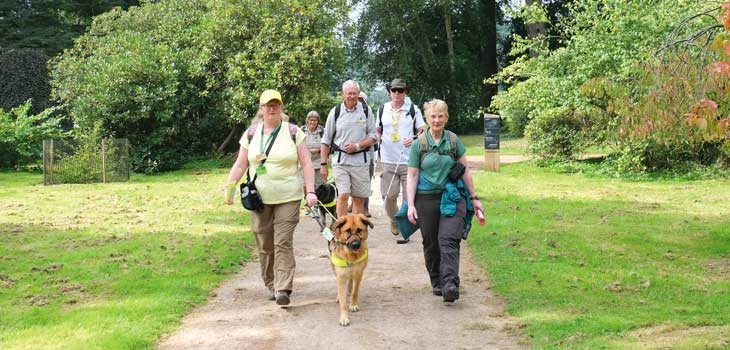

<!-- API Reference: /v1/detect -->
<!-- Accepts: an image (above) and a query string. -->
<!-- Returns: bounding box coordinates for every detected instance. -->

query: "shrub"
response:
[0,101,66,168]
[0,49,51,115]
[524,106,584,160]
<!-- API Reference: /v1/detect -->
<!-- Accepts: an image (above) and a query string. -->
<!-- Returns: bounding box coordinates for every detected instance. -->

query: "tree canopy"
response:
[50,0,349,172]
[351,0,501,132]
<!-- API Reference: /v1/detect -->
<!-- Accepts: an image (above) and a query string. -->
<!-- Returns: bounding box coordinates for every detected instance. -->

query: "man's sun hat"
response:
[386,78,409,92]
[259,89,283,105]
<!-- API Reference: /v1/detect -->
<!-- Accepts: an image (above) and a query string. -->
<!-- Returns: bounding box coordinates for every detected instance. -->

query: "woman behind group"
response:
[302,111,326,187]
[405,99,483,302]
[224,89,318,306]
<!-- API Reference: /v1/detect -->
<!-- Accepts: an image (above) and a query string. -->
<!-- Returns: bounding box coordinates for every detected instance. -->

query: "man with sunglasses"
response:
[377,78,426,243]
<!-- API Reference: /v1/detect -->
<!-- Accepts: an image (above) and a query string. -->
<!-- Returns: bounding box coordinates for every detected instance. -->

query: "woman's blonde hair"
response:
[423,99,449,119]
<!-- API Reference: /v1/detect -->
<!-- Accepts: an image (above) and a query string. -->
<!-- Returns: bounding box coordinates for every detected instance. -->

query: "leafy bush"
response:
[50,0,348,173]
[0,49,51,115]
[0,101,66,168]
[491,0,706,161]
[524,106,584,160]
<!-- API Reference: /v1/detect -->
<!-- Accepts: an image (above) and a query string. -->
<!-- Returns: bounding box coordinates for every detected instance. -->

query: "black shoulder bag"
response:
[240,124,281,212]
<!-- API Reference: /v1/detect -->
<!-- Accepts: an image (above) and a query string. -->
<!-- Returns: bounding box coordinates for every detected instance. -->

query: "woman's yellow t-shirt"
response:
[240,122,306,204]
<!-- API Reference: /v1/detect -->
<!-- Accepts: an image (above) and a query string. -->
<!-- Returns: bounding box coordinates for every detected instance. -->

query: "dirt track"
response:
[158,160,528,350]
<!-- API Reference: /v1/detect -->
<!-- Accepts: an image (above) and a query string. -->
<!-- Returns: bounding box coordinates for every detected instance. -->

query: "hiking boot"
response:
[275,290,290,306]
[443,285,459,302]
[390,222,400,236]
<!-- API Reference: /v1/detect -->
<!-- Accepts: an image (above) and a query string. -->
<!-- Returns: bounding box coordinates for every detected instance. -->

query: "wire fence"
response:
[43,138,131,185]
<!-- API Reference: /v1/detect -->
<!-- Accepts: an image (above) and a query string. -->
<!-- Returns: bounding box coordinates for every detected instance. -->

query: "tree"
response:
[0,0,140,57]
[50,0,349,172]
[491,0,707,161]
[351,0,502,132]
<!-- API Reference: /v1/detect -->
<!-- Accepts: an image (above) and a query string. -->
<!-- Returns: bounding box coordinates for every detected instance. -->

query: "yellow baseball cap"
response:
[259,89,283,105]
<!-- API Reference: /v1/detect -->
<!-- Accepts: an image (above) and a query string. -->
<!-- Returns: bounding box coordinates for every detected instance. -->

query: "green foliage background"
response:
[491,0,729,173]
[50,0,349,172]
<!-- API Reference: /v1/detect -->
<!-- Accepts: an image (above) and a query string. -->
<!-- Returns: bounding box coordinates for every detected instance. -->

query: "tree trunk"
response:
[217,125,241,154]
[525,0,546,57]
[479,0,498,109]
[444,9,456,75]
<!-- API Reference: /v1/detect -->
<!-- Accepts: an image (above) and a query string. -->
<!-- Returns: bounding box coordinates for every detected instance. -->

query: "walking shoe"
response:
[275,290,290,306]
[443,285,459,302]
[267,288,275,301]
[432,286,443,296]
[390,222,400,236]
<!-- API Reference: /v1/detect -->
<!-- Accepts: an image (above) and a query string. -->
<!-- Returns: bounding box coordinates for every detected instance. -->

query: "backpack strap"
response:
[409,103,418,136]
[331,101,370,163]
[378,102,418,136]
[418,130,458,165]
[247,122,297,143]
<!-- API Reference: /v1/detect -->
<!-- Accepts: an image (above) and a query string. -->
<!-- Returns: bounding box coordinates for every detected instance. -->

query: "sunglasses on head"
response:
[390,88,405,94]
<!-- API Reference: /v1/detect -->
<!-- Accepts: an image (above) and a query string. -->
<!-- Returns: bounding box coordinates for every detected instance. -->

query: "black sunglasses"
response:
[390,88,405,93]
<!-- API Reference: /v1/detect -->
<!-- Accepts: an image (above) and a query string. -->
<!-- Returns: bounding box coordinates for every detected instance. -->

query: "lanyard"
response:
[260,122,282,155]
[390,107,400,128]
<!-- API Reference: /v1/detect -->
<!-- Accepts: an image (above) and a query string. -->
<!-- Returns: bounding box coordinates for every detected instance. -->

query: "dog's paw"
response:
[349,304,359,312]
[338,317,350,326]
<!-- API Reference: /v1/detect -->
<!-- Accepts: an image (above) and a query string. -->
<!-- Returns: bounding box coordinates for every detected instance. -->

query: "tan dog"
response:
[329,214,373,326]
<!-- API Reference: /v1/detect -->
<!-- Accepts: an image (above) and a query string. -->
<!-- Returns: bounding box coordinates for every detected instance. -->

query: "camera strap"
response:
[247,122,281,184]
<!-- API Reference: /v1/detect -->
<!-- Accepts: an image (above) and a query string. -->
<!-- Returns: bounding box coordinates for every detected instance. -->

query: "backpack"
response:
[378,102,419,137]
[418,130,458,165]
[246,121,298,144]
[301,124,324,138]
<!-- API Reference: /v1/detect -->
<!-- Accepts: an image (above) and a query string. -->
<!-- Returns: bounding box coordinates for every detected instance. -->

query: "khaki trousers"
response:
[251,200,300,292]
[380,162,408,226]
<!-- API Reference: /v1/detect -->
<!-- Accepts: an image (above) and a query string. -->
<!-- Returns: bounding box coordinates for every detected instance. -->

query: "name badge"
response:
[256,165,267,175]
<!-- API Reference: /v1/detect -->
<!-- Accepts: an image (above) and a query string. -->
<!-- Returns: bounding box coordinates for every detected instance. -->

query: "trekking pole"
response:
[383,135,417,198]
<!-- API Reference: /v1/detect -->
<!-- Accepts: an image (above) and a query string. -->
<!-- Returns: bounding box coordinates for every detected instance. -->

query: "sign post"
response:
[483,113,500,172]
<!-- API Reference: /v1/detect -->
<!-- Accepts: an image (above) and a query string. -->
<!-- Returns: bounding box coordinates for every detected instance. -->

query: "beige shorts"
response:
[333,164,371,198]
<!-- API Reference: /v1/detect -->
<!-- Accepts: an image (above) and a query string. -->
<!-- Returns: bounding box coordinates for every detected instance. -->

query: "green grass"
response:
[460,134,526,156]
[3,160,729,349]
[0,168,253,350]
[468,163,730,349]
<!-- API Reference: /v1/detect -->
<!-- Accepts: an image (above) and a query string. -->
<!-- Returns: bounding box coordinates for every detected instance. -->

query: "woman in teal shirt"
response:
[405,99,483,302]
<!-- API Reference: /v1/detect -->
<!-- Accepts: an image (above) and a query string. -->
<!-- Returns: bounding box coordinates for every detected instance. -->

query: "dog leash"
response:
[308,203,335,242]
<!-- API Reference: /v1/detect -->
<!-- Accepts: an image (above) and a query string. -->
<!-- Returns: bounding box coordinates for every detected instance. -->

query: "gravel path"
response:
[158,159,528,350]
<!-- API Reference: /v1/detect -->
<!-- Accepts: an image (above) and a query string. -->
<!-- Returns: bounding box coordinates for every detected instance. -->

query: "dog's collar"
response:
[322,200,336,208]
[331,249,368,267]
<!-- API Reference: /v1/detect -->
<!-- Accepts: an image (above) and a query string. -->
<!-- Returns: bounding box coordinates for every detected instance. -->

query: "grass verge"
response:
[468,162,730,349]
[0,168,253,350]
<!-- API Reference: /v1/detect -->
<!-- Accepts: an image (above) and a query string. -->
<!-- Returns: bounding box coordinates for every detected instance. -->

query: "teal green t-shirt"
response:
[408,129,466,194]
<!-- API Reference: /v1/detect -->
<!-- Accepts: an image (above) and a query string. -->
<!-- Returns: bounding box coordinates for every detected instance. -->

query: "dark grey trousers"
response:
[414,193,466,289]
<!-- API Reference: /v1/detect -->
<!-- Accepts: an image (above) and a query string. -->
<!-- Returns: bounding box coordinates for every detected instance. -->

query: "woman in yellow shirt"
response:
[225,89,318,306]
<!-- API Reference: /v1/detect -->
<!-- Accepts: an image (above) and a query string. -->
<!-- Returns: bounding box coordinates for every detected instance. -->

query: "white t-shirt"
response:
[379,101,425,164]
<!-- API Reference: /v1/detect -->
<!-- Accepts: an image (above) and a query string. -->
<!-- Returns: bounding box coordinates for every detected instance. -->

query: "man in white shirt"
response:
[377,78,426,242]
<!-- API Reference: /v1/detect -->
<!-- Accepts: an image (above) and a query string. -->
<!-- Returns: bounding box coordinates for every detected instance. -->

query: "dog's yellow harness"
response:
[331,249,368,267]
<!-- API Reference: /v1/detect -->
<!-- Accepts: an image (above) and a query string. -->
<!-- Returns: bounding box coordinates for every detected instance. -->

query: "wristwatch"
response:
[470,195,479,200]
[320,162,328,166]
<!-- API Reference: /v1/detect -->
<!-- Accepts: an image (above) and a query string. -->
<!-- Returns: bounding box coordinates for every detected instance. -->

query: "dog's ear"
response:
[358,214,374,229]
[334,216,348,231]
